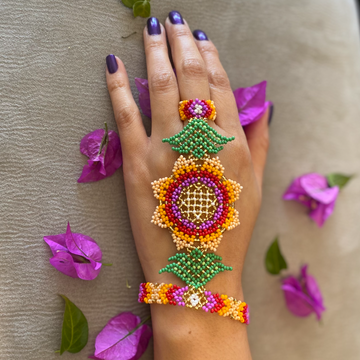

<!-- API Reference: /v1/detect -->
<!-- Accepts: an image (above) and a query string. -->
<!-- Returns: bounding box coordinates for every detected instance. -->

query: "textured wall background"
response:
[1,0,360,359]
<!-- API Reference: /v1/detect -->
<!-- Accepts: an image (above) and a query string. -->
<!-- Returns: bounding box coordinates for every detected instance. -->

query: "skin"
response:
[106,16,270,360]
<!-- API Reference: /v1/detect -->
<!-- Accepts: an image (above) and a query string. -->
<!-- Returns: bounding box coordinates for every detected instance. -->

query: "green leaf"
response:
[326,173,354,189]
[133,0,151,18]
[265,238,287,275]
[121,0,137,9]
[59,295,88,355]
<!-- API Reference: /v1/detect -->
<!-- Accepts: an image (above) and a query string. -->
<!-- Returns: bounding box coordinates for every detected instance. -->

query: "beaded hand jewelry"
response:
[139,99,249,324]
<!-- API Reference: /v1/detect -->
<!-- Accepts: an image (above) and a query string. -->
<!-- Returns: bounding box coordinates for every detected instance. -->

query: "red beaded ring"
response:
[179,99,217,121]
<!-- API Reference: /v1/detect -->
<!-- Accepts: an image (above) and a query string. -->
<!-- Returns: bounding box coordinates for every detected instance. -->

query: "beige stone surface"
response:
[1,0,360,359]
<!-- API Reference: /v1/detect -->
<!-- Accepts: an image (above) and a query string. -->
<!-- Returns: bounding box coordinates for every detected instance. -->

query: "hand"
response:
[105,12,270,360]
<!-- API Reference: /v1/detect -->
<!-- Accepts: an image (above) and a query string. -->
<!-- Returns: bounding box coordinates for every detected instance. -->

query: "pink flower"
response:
[135,78,151,118]
[233,81,272,126]
[78,123,122,183]
[282,265,325,320]
[89,312,152,360]
[44,223,102,280]
[283,173,339,227]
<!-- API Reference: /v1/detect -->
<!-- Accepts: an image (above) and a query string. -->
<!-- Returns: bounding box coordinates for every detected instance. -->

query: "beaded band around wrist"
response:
[139,99,250,324]
[138,282,249,324]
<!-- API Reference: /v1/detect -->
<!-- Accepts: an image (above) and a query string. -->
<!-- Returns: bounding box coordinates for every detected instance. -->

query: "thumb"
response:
[243,104,273,190]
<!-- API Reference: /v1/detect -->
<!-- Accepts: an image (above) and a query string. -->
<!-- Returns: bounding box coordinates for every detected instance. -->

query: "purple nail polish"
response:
[169,11,184,25]
[106,54,118,74]
[268,104,274,125]
[147,17,161,35]
[193,29,208,41]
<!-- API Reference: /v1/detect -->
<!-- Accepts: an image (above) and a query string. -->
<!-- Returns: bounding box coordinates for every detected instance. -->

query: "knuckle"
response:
[181,58,207,79]
[107,77,128,94]
[208,70,231,90]
[146,39,166,54]
[114,104,138,131]
[172,27,192,40]
[201,45,219,58]
[149,71,177,94]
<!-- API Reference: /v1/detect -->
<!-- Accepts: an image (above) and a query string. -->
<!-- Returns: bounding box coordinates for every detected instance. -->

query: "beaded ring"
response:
[139,99,250,324]
[179,99,217,121]
[138,282,249,324]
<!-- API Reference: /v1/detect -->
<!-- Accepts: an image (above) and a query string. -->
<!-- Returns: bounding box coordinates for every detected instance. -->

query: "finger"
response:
[144,18,180,139]
[243,105,272,190]
[194,30,242,133]
[165,13,210,101]
[106,54,148,157]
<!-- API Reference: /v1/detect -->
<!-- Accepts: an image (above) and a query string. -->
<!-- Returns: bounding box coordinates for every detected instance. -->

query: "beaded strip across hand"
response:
[139,100,249,324]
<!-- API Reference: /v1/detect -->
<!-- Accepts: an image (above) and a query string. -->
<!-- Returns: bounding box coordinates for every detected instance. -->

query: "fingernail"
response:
[193,29,208,41]
[169,11,184,25]
[268,104,274,125]
[106,54,118,74]
[147,17,161,35]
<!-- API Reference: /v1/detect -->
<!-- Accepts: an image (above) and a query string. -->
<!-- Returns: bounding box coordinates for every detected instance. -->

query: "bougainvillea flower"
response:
[89,312,152,360]
[233,80,272,126]
[44,223,102,280]
[283,173,339,227]
[135,78,151,118]
[281,265,325,320]
[78,123,122,183]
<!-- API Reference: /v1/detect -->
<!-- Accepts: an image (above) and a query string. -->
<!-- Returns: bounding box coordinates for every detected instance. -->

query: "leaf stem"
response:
[98,122,109,155]
[122,31,137,39]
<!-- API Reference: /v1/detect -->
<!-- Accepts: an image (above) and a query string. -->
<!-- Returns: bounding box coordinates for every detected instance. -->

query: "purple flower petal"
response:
[283,177,312,208]
[281,284,315,317]
[78,161,106,183]
[130,324,152,360]
[283,173,339,226]
[65,223,102,280]
[44,223,103,280]
[72,262,101,281]
[300,173,339,204]
[301,265,325,319]
[92,312,152,360]
[135,78,151,118]
[78,128,122,183]
[43,234,68,255]
[233,81,270,126]
[282,265,325,320]
[80,129,105,160]
[282,275,303,292]
[49,251,78,278]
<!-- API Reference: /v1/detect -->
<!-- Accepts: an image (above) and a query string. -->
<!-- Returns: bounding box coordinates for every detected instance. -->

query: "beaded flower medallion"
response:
[151,155,241,251]
[140,99,249,324]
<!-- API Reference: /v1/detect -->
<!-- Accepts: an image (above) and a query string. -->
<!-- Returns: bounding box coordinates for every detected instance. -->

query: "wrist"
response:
[150,295,251,360]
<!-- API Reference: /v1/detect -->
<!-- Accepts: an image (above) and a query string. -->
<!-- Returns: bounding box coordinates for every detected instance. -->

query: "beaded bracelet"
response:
[139,99,250,324]
[138,282,249,324]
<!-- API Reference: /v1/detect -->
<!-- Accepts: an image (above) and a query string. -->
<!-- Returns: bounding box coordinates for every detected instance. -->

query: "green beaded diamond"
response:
[159,248,232,288]
[162,118,235,159]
